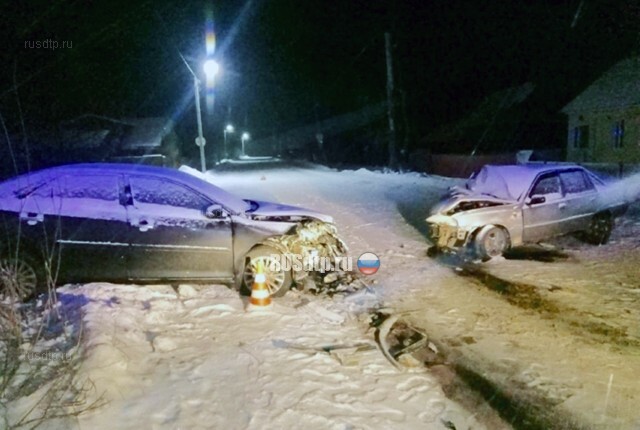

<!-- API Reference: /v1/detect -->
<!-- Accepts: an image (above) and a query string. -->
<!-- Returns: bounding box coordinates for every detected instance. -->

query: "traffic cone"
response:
[248,260,272,310]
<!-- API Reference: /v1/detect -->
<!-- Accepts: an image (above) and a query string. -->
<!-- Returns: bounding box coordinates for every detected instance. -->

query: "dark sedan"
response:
[0,164,347,299]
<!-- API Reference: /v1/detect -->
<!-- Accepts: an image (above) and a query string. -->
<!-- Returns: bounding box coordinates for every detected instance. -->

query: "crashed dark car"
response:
[426,164,628,260]
[0,163,347,298]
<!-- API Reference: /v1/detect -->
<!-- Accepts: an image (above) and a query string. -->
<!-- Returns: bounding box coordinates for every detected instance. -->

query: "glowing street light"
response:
[202,59,219,129]
[181,56,221,173]
[241,132,250,157]
[203,59,219,79]
[223,124,234,159]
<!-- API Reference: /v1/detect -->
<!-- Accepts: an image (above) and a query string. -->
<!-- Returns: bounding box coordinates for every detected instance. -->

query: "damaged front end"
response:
[426,195,515,255]
[263,219,350,285]
[426,214,471,251]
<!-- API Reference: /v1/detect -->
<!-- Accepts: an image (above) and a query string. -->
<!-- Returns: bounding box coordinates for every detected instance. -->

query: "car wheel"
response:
[584,213,612,245]
[474,225,510,261]
[242,245,292,297]
[0,256,39,301]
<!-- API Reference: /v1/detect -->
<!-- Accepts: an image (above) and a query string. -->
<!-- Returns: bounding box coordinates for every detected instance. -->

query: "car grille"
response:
[429,224,439,238]
[429,223,465,248]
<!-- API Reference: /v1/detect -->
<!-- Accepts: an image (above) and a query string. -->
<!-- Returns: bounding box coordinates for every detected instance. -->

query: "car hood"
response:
[430,193,514,216]
[247,200,334,223]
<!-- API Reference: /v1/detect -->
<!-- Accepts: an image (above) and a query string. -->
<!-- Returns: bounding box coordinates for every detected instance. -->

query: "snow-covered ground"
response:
[6,160,640,429]
[40,283,479,429]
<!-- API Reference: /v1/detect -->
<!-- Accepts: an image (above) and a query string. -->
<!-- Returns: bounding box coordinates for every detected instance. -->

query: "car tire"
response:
[242,245,292,297]
[0,254,41,301]
[583,213,613,245]
[474,225,510,261]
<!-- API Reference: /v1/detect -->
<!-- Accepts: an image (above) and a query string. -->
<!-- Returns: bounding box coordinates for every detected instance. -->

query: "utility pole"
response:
[193,77,207,173]
[385,32,398,170]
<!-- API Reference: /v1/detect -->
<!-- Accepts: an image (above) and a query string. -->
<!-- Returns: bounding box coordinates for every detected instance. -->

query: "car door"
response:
[522,172,568,243]
[558,169,598,233]
[124,174,234,280]
[22,173,129,282]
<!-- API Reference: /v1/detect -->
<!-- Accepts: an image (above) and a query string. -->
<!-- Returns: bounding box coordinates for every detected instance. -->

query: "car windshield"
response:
[185,177,250,214]
[173,166,250,214]
[465,165,575,201]
[466,166,520,201]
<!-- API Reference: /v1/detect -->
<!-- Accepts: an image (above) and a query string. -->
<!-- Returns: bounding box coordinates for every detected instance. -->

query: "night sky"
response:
[0,0,638,147]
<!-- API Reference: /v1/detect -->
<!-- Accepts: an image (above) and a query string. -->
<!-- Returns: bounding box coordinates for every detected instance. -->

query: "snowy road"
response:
[211,161,640,429]
[10,160,640,429]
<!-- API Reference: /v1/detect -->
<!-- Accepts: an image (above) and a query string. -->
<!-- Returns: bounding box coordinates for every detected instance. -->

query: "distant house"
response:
[59,115,180,165]
[119,117,177,156]
[562,56,640,164]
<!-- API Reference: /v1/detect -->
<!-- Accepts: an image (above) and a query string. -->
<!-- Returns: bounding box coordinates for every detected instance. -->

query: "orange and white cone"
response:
[248,260,272,310]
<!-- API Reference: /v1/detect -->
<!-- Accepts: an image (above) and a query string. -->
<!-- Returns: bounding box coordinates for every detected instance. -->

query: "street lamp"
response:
[195,59,219,172]
[241,132,250,157]
[180,54,220,173]
[223,124,234,159]
[203,59,219,80]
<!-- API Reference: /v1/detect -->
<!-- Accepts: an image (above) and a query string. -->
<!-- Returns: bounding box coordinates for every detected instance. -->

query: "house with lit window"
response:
[562,56,640,164]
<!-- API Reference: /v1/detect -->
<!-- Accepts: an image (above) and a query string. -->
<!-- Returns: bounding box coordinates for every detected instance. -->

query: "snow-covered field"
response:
[5,160,640,429]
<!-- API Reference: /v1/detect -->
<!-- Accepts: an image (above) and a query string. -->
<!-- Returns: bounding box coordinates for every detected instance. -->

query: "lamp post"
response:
[223,124,234,160]
[192,77,207,172]
[181,55,219,173]
[241,132,250,157]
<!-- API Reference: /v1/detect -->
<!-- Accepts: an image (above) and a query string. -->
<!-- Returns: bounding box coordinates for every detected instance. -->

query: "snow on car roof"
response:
[467,164,584,201]
[0,163,250,214]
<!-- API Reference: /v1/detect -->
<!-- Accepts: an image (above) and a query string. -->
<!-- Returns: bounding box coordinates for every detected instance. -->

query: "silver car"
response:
[426,164,628,260]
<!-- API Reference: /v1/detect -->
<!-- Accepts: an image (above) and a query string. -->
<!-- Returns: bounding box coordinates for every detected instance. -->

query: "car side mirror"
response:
[528,195,546,205]
[205,204,225,219]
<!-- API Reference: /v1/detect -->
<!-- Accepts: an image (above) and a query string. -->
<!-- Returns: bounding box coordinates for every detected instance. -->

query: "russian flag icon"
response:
[357,252,380,275]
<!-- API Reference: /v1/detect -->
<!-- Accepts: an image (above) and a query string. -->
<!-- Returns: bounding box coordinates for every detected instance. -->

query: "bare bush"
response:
[1,287,107,429]
[0,180,103,427]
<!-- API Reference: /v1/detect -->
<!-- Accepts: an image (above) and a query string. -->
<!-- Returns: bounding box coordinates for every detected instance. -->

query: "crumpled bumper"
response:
[426,215,468,250]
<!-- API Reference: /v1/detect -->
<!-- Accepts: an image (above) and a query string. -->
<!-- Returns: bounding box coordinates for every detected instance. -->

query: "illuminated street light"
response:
[203,59,219,118]
[203,59,219,79]
[223,124,234,159]
[241,132,250,157]
[179,54,221,173]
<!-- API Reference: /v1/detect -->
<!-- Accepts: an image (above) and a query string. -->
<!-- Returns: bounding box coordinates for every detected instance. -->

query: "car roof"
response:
[1,163,250,214]
[468,163,588,201]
